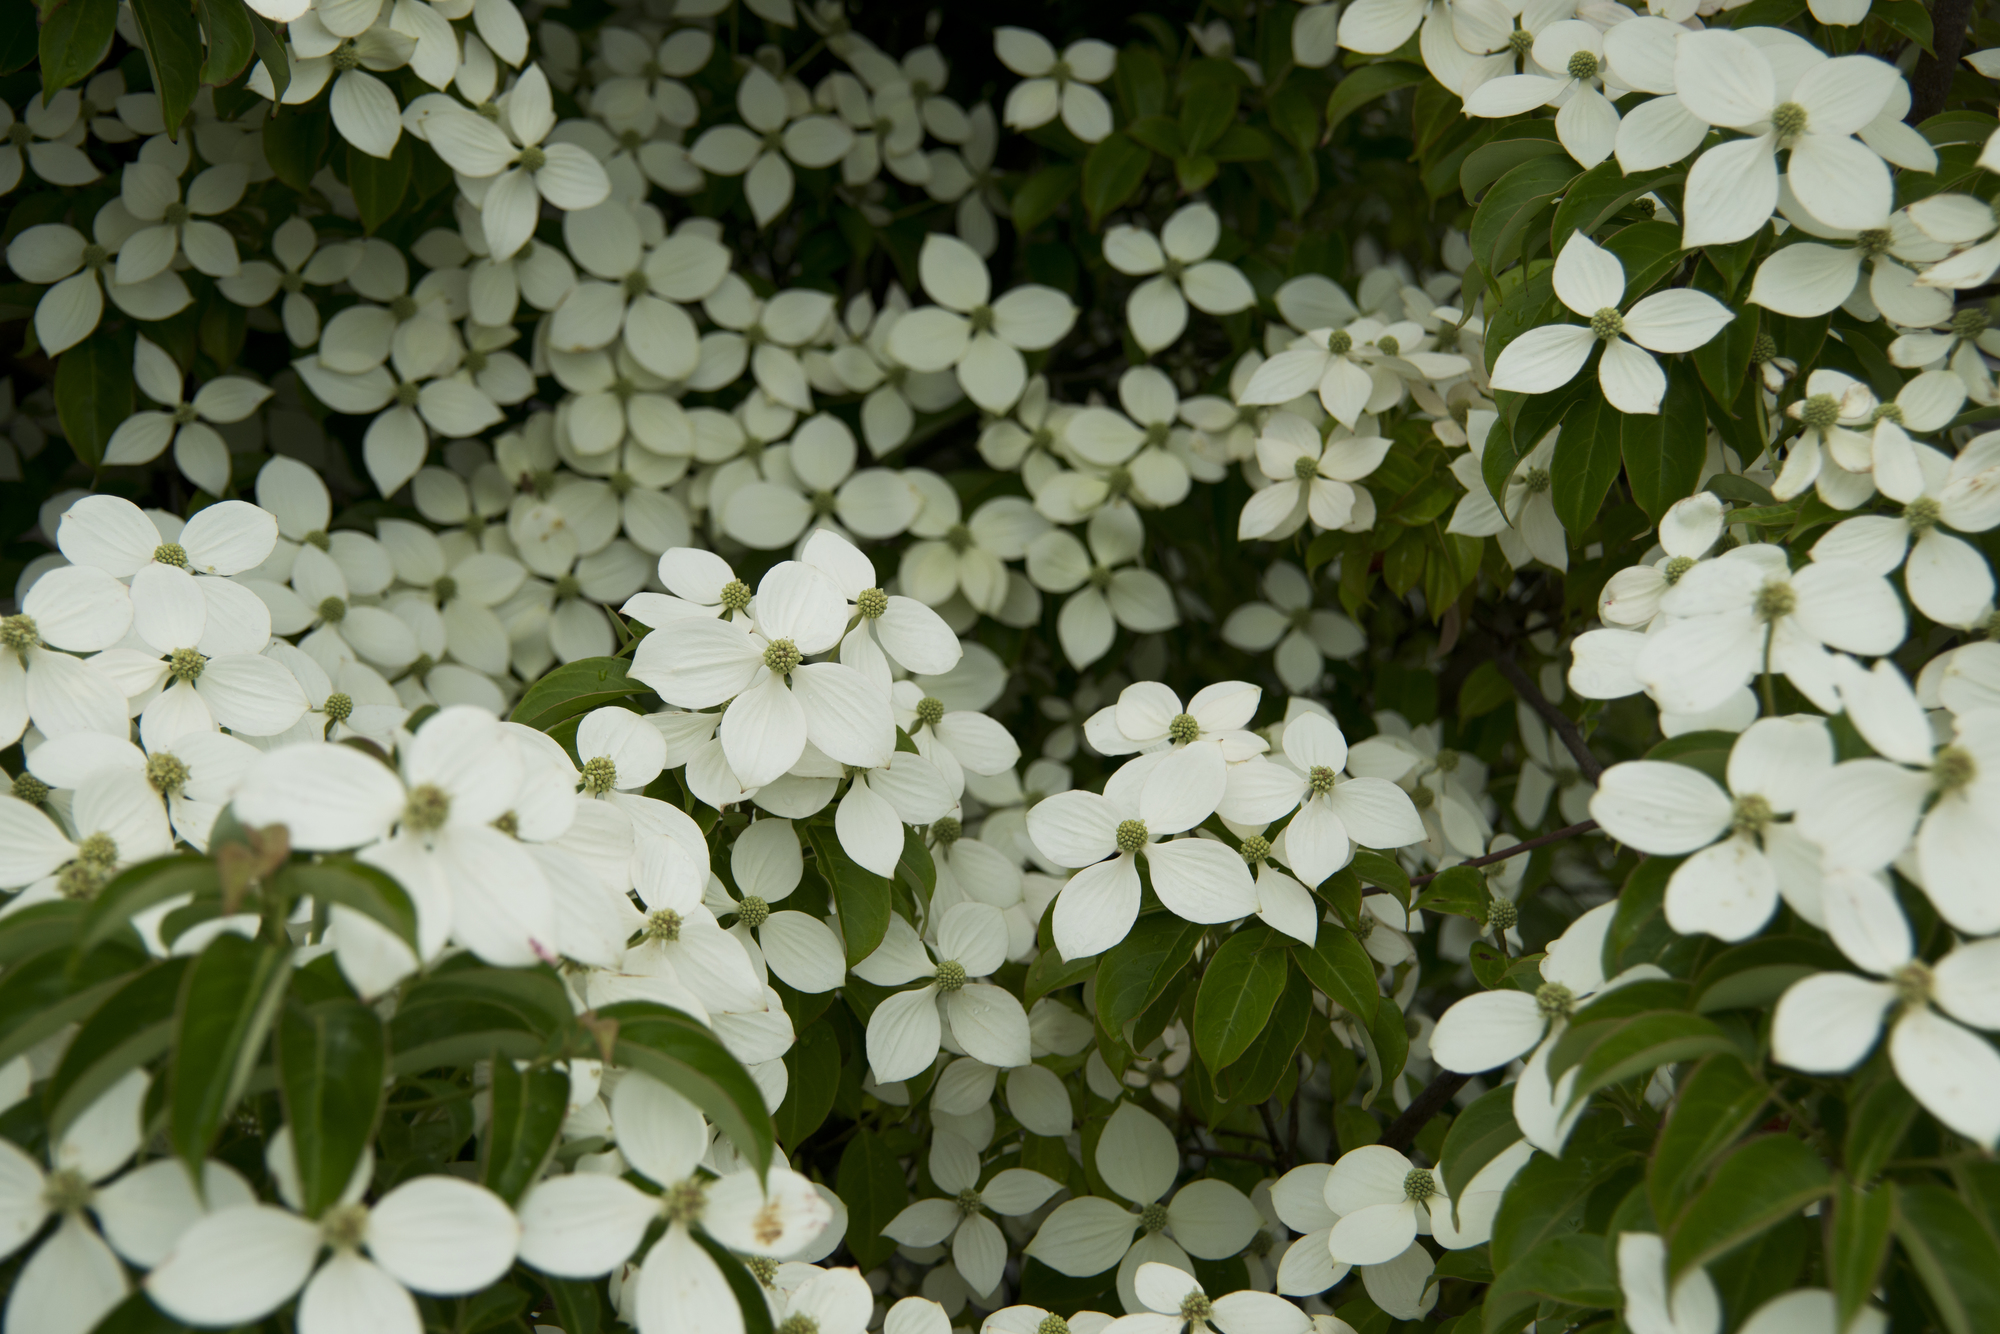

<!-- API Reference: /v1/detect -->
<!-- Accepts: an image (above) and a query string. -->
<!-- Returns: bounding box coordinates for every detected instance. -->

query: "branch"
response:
[1910,0,1976,123]
[1492,650,1604,784]
[1378,1071,1472,1153]
[1407,819,1601,888]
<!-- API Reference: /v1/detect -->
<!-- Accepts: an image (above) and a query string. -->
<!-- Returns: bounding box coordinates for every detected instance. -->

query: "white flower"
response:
[1588,717,1833,940]
[1239,319,1461,429]
[1221,563,1365,694]
[1615,1233,1721,1334]
[1772,870,2000,1147]
[1673,33,1900,246]
[1085,679,1265,761]
[1490,232,1733,415]
[995,28,1116,142]
[1104,205,1257,353]
[893,680,1020,799]
[1598,493,1726,628]
[1447,416,1567,571]
[899,495,1049,617]
[836,750,954,876]
[6,221,191,355]
[1463,22,1624,169]
[103,337,271,494]
[883,1134,1060,1297]
[855,903,1032,1082]
[217,216,362,346]
[114,155,245,284]
[1107,1262,1310,1334]
[1237,411,1391,541]
[1027,745,1257,959]
[613,832,768,1015]
[1024,506,1178,670]
[689,64,853,226]
[888,234,1077,412]
[1218,714,1425,886]
[719,817,847,993]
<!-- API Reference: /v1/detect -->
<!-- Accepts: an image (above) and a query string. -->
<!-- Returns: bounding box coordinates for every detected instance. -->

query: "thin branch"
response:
[1185,1145,1280,1166]
[1407,819,1601,888]
[1257,1100,1292,1174]
[1910,0,1977,123]
[1492,649,1604,784]
[1378,1071,1472,1154]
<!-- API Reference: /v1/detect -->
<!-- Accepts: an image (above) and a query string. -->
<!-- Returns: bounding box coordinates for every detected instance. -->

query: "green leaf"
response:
[1667,1135,1831,1277]
[1024,948,1097,1007]
[1600,221,1686,302]
[1481,408,1522,508]
[837,1129,909,1269]
[1623,366,1709,522]
[896,826,936,907]
[1212,964,1311,1105]
[1895,1181,2000,1334]
[262,108,328,194]
[1114,45,1167,120]
[55,330,134,469]
[279,998,387,1216]
[1012,163,1080,233]
[607,1003,774,1177]
[1081,133,1152,226]
[1842,1074,1917,1183]
[773,1020,839,1147]
[1550,161,1682,248]
[195,0,255,84]
[0,0,38,74]
[1691,936,1847,1014]
[1291,928,1379,1026]
[47,959,188,1141]
[1413,865,1489,919]
[1094,912,1204,1031]
[542,1278,601,1334]
[1324,62,1427,137]
[248,11,288,101]
[129,0,204,137]
[1563,1012,1738,1109]
[689,1230,775,1334]
[170,934,291,1175]
[1489,1109,1630,1271]
[1454,662,1514,722]
[39,0,116,98]
[1830,1179,1895,1332]
[1348,850,1409,905]
[1482,1233,1617,1334]
[1192,927,1289,1071]
[348,138,412,231]
[79,855,221,953]
[1874,0,1933,53]
[1177,75,1238,152]
[389,966,571,1071]
[1550,389,1624,535]
[1440,1083,1523,1207]
[272,860,418,950]
[481,1059,569,1205]
[807,826,890,968]
[1470,156,1576,275]
[1647,1052,1767,1224]
[511,657,652,731]
[1459,125,1564,202]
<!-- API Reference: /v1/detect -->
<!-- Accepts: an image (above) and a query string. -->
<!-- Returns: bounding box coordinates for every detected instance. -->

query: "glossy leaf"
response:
[482,1059,569,1205]
[1193,926,1289,1071]
[606,1002,774,1177]
[170,933,291,1175]
[1668,1135,1831,1277]
[279,998,388,1217]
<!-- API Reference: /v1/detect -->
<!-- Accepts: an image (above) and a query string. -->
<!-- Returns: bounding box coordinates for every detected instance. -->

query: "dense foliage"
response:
[5,0,2000,1331]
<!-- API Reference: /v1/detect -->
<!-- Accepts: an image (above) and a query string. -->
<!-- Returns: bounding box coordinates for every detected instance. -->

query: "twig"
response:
[1257,1100,1292,1174]
[1910,0,1976,124]
[1492,649,1604,784]
[1378,1071,1473,1154]
[1406,819,1601,888]
[1184,1144,1279,1166]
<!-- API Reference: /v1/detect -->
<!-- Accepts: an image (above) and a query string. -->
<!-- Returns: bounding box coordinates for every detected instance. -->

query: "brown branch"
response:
[1407,819,1601,888]
[1910,0,1977,124]
[1492,649,1604,784]
[1379,1071,1473,1153]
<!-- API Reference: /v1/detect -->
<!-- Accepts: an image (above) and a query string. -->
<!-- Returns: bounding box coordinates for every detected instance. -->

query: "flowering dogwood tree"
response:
[3,0,2000,1331]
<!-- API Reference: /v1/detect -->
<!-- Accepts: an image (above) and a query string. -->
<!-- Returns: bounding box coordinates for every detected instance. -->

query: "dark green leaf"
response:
[1081,133,1152,226]
[171,934,290,1175]
[1874,0,1933,54]
[39,0,116,98]
[47,959,188,1140]
[1600,221,1686,302]
[1024,948,1097,1007]
[55,330,134,469]
[272,860,418,950]
[482,1059,569,1205]
[1459,125,1565,202]
[773,1020,839,1147]
[1114,45,1167,120]
[248,12,288,102]
[279,998,387,1216]
[1440,1083,1523,1209]
[543,1278,601,1334]
[1348,850,1409,904]
[1325,62,1427,137]
[348,138,411,231]
[1691,936,1847,1014]
[1470,156,1576,274]
[689,1230,775,1334]
[79,855,221,953]
[1550,162,1682,248]
[1895,1182,2000,1334]
[1291,928,1379,1026]
[263,108,329,194]
[390,967,570,1071]
[1012,163,1080,233]
[195,0,255,84]
[895,827,936,908]
[1842,1075,1917,1183]
[1623,366,1710,522]
[1668,1135,1830,1277]
[1550,389,1624,535]
[0,0,41,74]
[1564,1013,1738,1109]
[510,657,651,731]
[1413,865,1489,919]
[807,826,890,968]
[129,0,204,137]
[1096,912,1205,1031]
[607,1003,774,1177]
[1830,1179,1895,1332]
[837,1129,909,1269]
[1192,927,1289,1071]
[1177,77,1238,152]
[1482,1233,1617,1334]
[1488,1109,1630,1271]
[1647,1052,1767,1224]
[1212,964,1311,1104]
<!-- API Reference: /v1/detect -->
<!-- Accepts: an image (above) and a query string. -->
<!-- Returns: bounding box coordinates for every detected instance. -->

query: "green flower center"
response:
[1755,580,1796,622]
[647,908,683,942]
[662,1177,706,1224]
[930,815,962,844]
[763,638,802,675]
[394,381,421,408]
[319,596,348,623]
[77,831,118,869]
[153,542,189,568]
[1771,101,1808,144]
[1752,332,1778,363]
[1507,27,1534,55]
[968,304,995,335]
[493,811,519,837]
[1180,1292,1214,1322]
[1140,1200,1171,1234]
[554,576,581,601]
[955,1186,983,1217]
[1662,555,1697,585]
[431,575,457,604]
[623,269,650,299]
[1730,793,1774,836]
[1953,308,1990,339]
[1326,329,1354,355]
[1536,981,1576,1021]
[747,1255,779,1286]
[167,647,207,683]
[581,755,618,794]
[42,1167,93,1214]
[1403,1168,1436,1201]
[720,579,753,612]
[172,403,199,426]
[1,614,39,652]
[856,587,889,619]
[321,1201,368,1249]
[1893,959,1934,1008]
[1037,1317,1071,1334]
[1567,50,1599,80]
[1293,454,1320,481]
[1308,764,1338,796]
[1590,307,1623,340]
[1522,467,1552,494]
[1486,897,1518,931]
[1905,497,1942,532]
[403,783,451,833]
[281,271,306,293]
[82,243,110,271]
[1116,819,1149,854]
[916,696,946,727]
[162,201,189,227]
[1168,712,1201,744]
[146,752,189,795]
[1799,393,1841,431]
[1239,834,1271,864]
[330,41,362,71]
[1857,228,1893,258]
[389,294,418,322]
[518,144,548,172]
[736,895,770,929]
[323,691,353,723]
[1934,745,1977,795]
[1375,334,1401,356]
[935,959,968,991]
[12,772,48,804]
[777,1318,820,1334]
[5,124,29,148]
[305,530,331,550]
[946,523,976,554]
